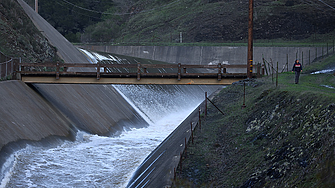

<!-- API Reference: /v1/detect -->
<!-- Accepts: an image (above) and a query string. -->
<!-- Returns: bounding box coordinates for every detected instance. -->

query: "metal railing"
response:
[17,62,250,81]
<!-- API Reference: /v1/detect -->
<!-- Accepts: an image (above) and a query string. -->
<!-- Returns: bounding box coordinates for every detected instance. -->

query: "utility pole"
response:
[247,0,254,78]
[35,0,38,13]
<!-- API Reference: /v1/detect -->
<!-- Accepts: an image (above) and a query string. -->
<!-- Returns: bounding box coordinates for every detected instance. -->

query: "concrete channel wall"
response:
[79,45,325,72]
[127,100,205,188]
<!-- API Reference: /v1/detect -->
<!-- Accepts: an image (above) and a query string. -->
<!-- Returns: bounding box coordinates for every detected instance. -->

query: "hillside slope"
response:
[119,0,335,43]
[22,0,335,43]
[174,54,335,187]
[0,0,59,62]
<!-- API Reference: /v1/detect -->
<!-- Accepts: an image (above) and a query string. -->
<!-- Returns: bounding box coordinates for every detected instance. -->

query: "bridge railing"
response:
[17,62,250,81]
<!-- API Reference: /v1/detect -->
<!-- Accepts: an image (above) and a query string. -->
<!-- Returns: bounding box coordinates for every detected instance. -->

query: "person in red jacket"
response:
[292,59,303,84]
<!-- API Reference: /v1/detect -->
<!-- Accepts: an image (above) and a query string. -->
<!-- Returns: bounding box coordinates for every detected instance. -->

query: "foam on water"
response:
[321,85,335,89]
[0,154,17,188]
[1,104,201,188]
[310,68,335,74]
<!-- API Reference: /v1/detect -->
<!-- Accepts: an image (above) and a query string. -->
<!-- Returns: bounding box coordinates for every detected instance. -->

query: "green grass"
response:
[273,53,335,96]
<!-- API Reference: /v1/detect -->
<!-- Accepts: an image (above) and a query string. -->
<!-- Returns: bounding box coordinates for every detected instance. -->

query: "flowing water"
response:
[0,50,220,187]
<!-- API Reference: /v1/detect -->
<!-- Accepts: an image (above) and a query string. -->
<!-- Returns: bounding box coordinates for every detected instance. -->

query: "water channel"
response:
[0,51,219,187]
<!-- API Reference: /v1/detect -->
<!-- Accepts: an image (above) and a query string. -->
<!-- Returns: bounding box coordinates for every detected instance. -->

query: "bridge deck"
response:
[17,62,252,85]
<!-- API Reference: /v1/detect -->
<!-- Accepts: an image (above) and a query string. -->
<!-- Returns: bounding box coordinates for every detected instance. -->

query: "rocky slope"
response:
[0,0,59,62]
[174,55,335,187]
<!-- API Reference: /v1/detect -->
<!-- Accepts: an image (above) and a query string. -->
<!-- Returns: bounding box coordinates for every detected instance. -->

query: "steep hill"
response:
[27,0,335,43]
[114,0,335,43]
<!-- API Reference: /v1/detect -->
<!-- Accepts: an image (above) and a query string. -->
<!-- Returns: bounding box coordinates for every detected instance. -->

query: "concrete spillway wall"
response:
[0,1,147,142]
[79,45,325,71]
[32,84,148,135]
[0,81,72,151]
[0,81,147,153]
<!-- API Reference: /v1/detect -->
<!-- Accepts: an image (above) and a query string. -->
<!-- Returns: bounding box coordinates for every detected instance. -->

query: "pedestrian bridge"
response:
[16,62,254,85]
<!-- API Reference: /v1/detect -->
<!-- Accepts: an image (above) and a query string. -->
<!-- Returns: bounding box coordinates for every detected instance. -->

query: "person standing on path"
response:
[292,59,303,84]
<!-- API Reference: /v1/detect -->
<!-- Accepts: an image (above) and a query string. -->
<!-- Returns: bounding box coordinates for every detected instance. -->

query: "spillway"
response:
[0,51,220,187]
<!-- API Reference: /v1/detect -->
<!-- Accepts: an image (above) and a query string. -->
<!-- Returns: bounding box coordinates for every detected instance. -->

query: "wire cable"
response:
[60,0,181,16]
[317,0,335,11]
[55,1,103,20]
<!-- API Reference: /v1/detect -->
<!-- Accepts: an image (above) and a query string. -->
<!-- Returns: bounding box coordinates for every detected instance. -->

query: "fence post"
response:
[302,51,304,67]
[276,62,278,87]
[178,63,181,81]
[271,59,274,84]
[56,62,60,80]
[137,62,141,81]
[97,62,100,80]
[309,50,311,65]
[327,43,329,56]
[257,63,261,78]
[11,60,13,78]
[242,82,246,109]
[286,54,288,72]
[205,92,207,118]
[198,107,201,130]
[263,58,268,76]
[5,62,8,78]
[191,122,194,144]
[262,64,265,75]
[322,46,324,59]
[13,59,17,80]
[217,63,222,81]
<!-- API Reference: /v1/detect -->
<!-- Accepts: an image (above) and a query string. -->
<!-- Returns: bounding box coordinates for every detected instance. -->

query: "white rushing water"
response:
[310,67,335,74]
[0,50,219,188]
[1,113,191,188]
[1,85,216,188]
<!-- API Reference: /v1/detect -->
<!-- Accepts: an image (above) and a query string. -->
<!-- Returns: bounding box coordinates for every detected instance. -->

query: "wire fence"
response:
[0,51,19,80]
[261,45,335,87]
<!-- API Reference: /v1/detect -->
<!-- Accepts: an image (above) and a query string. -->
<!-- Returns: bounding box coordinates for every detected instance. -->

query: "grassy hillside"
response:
[22,0,335,44]
[173,53,335,187]
[88,0,335,44]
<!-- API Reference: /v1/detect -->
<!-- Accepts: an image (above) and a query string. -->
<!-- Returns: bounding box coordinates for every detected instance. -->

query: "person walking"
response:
[292,59,303,84]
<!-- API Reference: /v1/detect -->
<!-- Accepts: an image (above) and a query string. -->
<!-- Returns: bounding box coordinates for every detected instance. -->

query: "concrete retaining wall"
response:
[79,45,325,72]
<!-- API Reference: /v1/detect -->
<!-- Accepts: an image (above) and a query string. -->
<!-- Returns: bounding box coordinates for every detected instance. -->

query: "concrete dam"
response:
[1,1,219,187]
[0,49,219,187]
[1,0,329,187]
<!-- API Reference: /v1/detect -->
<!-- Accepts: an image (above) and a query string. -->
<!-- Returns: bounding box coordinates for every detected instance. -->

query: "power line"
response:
[55,1,103,20]
[318,0,335,11]
[61,0,115,15]
[60,0,181,16]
